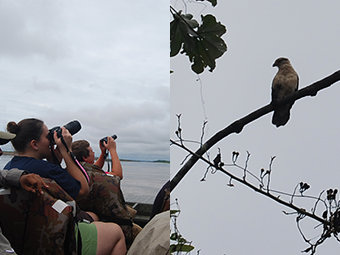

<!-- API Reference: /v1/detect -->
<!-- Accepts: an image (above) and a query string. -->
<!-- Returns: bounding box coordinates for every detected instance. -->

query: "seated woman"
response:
[4,118,126,255]
[5,119,88,201]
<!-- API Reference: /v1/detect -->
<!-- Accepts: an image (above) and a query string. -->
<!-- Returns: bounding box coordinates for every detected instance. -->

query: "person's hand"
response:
[46,145,63,163]
[19,173,49,195]
[54,127,73,153]
[103,136,116,151]
[99,139,107,154]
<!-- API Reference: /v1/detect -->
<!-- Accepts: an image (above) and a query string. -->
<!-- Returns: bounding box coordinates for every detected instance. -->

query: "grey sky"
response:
[0,0,169,161]
[171,1,340,254]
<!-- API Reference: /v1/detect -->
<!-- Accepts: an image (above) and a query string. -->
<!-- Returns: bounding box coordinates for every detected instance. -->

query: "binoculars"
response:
[100,135,117,147]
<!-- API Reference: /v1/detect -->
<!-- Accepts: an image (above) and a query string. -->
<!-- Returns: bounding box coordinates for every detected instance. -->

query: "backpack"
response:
[0,178,78,255]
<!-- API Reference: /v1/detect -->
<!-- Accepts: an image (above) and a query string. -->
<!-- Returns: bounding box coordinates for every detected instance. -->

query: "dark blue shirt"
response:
[4,156,81,199]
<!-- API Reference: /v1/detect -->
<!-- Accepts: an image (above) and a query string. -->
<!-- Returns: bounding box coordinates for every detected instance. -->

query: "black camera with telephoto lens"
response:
[100,135,117,147]
[48,120,81,143]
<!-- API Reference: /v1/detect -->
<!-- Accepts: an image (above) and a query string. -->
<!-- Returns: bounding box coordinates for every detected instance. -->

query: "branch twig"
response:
[170,139,329,226]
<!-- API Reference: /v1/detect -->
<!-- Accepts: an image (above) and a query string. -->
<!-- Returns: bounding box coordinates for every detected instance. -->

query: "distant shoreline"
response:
[1,151,17,156]
[1,151,170,164]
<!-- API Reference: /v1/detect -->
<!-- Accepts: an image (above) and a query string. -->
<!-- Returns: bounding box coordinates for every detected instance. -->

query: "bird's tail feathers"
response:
[272,105,292,127]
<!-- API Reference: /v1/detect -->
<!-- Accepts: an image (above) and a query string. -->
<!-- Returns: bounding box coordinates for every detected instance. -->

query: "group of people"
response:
[0,118,143,255]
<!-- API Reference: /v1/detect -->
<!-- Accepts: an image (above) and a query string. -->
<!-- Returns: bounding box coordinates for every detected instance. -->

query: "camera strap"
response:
[72,154,90,184]
[51,136,90,184]
[50,141,61,165]
[61,137,90,184]
[60,135,70,153]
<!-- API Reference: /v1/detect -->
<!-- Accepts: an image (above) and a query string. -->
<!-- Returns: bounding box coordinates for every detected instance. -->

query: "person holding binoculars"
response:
[72,135,123,179]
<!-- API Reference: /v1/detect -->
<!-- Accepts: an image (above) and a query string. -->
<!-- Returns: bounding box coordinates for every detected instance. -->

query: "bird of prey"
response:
[271,57,299,127]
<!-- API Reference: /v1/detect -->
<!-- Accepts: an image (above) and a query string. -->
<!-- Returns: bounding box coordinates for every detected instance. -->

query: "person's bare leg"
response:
[86,211,99,221]
[93,221,126,255]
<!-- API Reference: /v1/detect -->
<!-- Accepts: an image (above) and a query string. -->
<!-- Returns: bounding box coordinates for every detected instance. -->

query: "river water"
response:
[0,155,169,204]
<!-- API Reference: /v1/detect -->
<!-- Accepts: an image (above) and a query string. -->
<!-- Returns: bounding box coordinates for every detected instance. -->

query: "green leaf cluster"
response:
[170,233,195,253]
[170,209,195,254]
[170,243,195,253]
[170,10,227,74]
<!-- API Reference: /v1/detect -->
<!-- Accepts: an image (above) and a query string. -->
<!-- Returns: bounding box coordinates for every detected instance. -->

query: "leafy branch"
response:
[170,4,227,74]
[170,199,195,254]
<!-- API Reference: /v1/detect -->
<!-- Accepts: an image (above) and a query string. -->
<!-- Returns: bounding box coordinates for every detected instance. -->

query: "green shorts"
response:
[75,221,98,255]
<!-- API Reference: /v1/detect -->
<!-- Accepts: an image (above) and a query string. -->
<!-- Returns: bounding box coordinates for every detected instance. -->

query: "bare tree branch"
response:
[170,70,340,192]
[170,139,329,226]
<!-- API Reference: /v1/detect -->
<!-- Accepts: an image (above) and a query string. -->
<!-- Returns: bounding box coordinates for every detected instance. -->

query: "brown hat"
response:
[0,131,16,145]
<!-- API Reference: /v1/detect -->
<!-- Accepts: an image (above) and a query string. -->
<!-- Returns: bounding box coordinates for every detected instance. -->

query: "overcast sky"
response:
[171,1,340,254]
[0,0,168,161]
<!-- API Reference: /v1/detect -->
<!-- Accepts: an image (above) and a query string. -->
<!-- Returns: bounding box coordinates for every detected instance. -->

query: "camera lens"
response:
[48,120,81,143]
[64,120,81,136]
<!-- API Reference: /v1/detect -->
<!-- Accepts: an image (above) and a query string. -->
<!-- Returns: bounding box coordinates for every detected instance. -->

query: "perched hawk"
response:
[271,57,299,127]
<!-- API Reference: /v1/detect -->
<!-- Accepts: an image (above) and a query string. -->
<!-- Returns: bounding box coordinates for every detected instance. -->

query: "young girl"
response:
[4,118,126,255]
